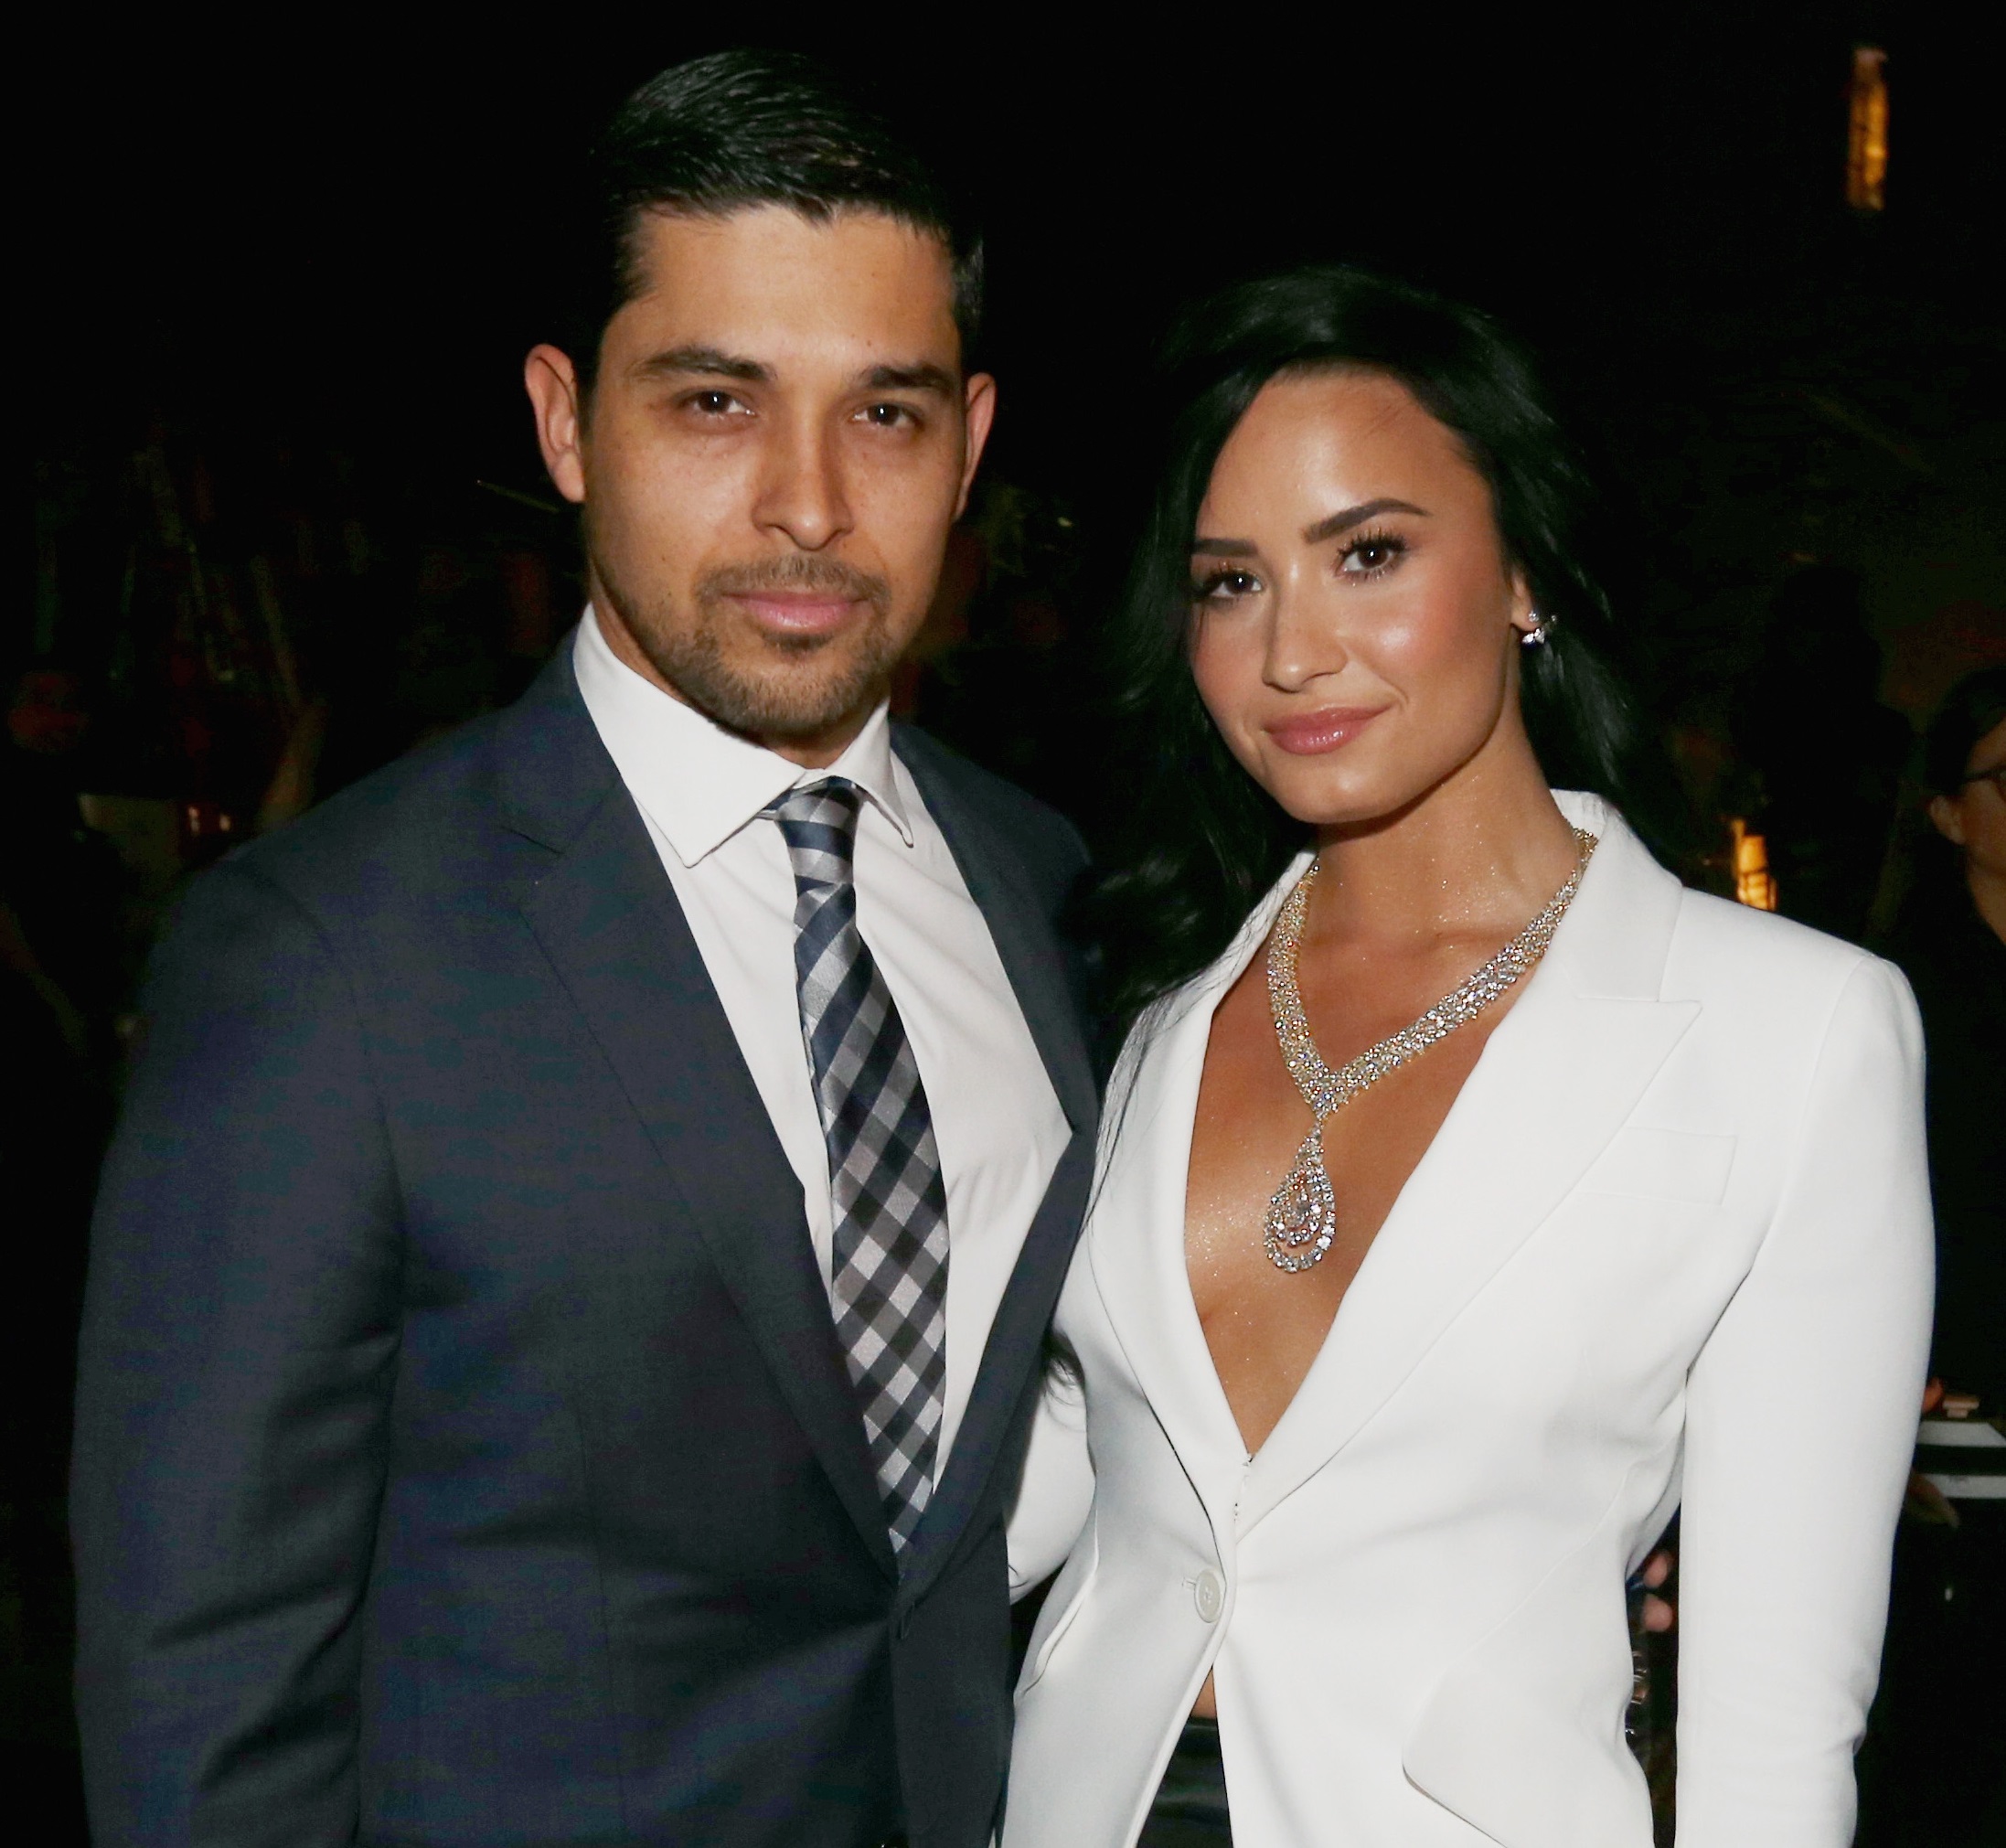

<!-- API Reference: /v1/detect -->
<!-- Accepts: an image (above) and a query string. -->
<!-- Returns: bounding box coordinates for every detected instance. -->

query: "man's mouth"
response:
[726,589,864,641]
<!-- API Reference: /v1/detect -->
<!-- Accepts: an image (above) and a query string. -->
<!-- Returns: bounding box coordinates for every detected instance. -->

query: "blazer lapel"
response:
[1088,868,1315,1535]
[1239,805,1696,1533]
[497,655,896,1578]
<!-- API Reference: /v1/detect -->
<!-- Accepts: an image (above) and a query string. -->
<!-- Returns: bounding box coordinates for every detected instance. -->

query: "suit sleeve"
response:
[1675,957,1934,1847]
[72,860,401,1847]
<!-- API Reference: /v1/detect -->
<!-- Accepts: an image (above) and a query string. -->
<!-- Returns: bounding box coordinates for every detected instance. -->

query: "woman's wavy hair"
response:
[1089,265,1659,1042]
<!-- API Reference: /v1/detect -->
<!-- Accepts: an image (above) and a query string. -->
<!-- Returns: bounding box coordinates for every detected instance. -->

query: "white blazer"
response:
[1003,793,1932,1848]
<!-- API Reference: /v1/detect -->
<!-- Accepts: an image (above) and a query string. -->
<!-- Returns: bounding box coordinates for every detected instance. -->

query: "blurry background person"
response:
[1858,664,2006,1847]
[1886,666,2006,1413]
[1,659,120,1811]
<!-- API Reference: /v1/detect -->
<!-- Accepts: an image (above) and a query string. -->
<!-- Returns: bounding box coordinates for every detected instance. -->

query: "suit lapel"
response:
[892,731,1097,1135]
[1239,806,1696,1533]
[497,653,896,1577]
[889,732,1101,1600]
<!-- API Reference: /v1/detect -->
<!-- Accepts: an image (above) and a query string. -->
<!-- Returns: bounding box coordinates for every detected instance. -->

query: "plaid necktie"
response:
[767,777,948,1560]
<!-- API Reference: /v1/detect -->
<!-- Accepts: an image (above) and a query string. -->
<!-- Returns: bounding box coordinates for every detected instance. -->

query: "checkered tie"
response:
[767,778,948,1561]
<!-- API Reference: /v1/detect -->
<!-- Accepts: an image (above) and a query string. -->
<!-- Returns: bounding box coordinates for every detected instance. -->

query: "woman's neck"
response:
[1307,731,1581,950]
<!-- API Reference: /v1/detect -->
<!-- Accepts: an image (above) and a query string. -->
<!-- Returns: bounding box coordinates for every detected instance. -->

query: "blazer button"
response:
[1193,1568,1225,1623]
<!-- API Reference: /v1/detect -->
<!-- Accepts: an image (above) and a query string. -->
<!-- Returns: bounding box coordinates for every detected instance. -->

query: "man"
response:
[73,51,1096,1848]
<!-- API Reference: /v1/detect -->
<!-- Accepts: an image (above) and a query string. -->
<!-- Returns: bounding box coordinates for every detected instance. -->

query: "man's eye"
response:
[685,390,750,417]
[858,402,917,429]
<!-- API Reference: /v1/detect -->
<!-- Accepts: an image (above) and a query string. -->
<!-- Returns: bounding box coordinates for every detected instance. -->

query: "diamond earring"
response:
[1520,612,1553,646]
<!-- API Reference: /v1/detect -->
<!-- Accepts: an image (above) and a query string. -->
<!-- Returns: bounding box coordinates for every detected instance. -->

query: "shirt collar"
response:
[572,605,913,867]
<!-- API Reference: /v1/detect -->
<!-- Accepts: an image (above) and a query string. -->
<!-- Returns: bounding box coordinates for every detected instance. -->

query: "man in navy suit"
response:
[72,51,1097,1848]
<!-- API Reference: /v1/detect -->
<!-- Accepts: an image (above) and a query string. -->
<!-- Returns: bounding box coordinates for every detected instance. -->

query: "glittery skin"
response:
[1262,828,1598,1273]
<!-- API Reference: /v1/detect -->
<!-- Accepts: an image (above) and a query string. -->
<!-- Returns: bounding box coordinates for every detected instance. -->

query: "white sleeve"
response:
[1675,957,1934,1846]
[1006,1358,1094,1598]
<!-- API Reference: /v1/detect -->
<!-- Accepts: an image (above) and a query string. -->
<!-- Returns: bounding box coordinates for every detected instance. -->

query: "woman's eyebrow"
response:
[1191,497,1432,557]
[1301,497,1429,544]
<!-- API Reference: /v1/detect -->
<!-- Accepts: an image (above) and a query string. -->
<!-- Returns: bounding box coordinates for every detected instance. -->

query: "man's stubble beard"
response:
[592,536,902,743]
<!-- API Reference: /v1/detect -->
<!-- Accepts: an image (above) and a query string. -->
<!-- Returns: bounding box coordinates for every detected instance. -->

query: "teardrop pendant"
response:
[1264,1127,1339,1272]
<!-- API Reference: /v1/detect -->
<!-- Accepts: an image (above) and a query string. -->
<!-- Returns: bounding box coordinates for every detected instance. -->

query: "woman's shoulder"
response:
[1664,882,1917,1042]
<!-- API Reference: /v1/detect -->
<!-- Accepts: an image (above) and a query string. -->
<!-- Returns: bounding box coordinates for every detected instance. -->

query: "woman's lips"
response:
[1263,706,1390,755]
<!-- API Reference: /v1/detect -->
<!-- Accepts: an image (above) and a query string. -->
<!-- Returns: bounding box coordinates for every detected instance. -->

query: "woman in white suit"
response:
[1004,270,1932,1848]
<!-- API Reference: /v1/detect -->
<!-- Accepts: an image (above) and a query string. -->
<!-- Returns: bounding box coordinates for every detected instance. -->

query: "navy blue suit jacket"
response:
[71,647,1098,1847]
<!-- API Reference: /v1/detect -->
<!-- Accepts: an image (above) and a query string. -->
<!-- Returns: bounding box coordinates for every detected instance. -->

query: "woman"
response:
[1003,270,1932,1848]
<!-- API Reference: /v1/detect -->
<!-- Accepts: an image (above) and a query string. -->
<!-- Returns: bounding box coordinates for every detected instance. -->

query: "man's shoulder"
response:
[233,711,513,902]
[891,723,1089,895]
[219,662,608,934]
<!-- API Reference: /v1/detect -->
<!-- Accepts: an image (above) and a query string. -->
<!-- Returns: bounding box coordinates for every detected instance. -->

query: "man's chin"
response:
[668,656,891,746]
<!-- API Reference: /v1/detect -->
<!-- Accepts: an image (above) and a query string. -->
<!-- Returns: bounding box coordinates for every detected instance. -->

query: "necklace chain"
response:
[1261,828,1598,1273]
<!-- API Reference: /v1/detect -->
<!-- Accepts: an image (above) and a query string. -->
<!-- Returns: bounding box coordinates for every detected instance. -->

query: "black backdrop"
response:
[13,8,2005,1839]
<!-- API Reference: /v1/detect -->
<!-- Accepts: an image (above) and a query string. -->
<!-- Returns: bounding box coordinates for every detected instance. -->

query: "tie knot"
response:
[767,777,863,884]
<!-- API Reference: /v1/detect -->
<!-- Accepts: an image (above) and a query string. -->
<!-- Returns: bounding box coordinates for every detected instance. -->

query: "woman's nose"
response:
[1263,585,1348,692]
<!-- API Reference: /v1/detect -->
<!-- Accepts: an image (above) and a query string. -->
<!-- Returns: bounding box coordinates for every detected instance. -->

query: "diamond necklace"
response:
[1262,828,1598,1273]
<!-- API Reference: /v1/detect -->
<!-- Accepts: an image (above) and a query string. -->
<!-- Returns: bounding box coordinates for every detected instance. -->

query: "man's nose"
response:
[752,419,853,550]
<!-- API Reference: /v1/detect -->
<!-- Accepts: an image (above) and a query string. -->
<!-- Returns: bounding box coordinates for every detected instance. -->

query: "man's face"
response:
[526,206,993,764]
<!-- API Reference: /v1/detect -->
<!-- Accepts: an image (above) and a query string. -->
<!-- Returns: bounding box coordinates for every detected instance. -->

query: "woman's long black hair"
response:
[1089,266,1661,1042]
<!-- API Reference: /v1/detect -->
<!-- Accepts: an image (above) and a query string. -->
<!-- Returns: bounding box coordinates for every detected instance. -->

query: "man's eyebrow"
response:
[859,362,956,396]
[632,346,773,383]
[1301,497,1429,544]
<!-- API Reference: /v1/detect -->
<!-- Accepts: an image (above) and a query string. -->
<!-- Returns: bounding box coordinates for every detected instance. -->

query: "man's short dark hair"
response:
[565,49,982,390]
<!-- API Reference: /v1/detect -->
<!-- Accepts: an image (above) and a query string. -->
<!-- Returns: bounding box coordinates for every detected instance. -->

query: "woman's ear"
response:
[1927,791,1968,848]
[1506,570,1539,641]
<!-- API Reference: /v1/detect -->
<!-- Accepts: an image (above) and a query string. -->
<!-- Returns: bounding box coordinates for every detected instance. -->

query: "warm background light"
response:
[1731,818,1779,911]
[1847,46,1889,211]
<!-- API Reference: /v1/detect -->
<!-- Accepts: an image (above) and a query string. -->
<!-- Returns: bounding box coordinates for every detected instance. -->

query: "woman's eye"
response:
[1338,532,1405,576]
[1194,569,1263,604]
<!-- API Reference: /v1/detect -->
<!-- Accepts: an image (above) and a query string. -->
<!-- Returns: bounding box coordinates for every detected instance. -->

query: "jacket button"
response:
[1193,1569,1225,1623]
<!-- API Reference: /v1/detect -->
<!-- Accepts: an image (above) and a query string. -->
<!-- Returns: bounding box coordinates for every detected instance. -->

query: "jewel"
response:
[1259,828,1597,1275]
[1264,1129,1339,1272]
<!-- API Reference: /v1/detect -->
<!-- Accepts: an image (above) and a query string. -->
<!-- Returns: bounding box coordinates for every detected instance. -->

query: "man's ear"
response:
[1927,791,1968,848]
[954,372,998,520]
[525,346,589,506]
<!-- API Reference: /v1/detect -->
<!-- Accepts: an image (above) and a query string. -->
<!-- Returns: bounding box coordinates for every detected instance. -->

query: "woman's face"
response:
[1188,368,1537,828]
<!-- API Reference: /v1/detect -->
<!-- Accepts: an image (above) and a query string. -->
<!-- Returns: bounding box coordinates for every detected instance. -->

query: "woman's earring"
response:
[1520,611,1553,647]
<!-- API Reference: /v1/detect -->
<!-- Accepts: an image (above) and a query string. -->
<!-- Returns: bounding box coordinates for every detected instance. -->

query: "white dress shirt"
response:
[571,607,1070,1471]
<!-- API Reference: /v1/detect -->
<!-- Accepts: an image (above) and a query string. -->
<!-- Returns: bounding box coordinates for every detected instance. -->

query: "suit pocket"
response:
[1017,1508,1098,1693]
[1577,1127,1736,1206]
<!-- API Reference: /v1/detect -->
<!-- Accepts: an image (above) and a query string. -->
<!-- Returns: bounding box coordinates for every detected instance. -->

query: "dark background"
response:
[12,7,2004,1838]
